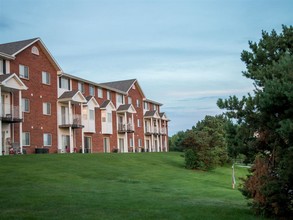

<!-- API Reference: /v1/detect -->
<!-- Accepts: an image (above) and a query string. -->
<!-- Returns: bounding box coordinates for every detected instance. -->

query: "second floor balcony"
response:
[145,126,159,136]
[0,105,22,123]
[59,114,84,129]
[118,123,134,133]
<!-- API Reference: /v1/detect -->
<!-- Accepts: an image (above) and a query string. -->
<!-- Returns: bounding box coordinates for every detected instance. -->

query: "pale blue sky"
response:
[1,0,292,135]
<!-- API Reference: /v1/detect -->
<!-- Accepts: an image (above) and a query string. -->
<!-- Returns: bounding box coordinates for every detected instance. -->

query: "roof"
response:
[61,73,127,95]
[58,90,79,99]
[0,37,62,72]
[0,38,39,55]
[86,96,93,102]
[100,100,111,108]
[0,74,12,83]
[100,79,136,93]
[117,104,132,111]
[144,110,157,117]
[144,98,163,106]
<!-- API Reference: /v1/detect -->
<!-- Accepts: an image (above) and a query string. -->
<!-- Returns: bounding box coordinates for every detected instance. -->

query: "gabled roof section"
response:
[117,104,136,113]
[100,78,146,98]
[58,90,86,103]
[85,96,99,107]
[0,38,62,71]
[159,112,170,121]
[100,79,136,93]
[144,98,163,106]
[0,73,28,90]
[100,100,116,111]
[0,38,39,55]
[144,110,160,119]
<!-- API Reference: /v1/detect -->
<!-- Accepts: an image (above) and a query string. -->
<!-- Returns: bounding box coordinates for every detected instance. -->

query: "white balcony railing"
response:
[1,104,22,120]
[118,123,134,132]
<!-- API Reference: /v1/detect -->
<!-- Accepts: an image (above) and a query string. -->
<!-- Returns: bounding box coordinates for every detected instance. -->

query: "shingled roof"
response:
[58,90,80,99]
[0,38,39,55]
[100,79,136,93]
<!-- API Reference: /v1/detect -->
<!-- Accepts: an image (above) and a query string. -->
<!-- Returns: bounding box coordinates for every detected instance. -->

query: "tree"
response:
[182,115,229,170]
[217,25,293,218]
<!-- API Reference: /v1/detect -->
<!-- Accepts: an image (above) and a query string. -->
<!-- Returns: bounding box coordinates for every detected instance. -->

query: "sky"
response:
[0,0,292,135]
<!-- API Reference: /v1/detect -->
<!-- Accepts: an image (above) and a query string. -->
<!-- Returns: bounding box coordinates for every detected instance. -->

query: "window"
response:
[98,88,103,98]
[19,64,29,79]
[136,99,141,108]
[128,97,132,104]
[31,46,39,55]
[43,102,51,115]
[22,98,30,112]
[22,132,30,146]
[107,112,112,122]
[43,133,52,146]
[117,94,123,105]
[102,111,106,122]
[107,90,111,100]
[138,139,142,147]
[78,82,85,93]
[89,85,95,96]
[42,71,50,85]
[130,138,134,147]
[137,119,141,127]
[59,77,70,90]
[154,105,157,110]
[89,110,94,120]
[0,59,5,74]
[144,102,149,110]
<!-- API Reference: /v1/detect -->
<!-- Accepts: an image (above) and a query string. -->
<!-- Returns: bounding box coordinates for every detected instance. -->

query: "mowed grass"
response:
[0,152,263,220]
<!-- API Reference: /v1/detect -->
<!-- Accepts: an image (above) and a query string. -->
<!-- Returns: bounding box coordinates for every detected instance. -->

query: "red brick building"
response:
[0,38,169,155]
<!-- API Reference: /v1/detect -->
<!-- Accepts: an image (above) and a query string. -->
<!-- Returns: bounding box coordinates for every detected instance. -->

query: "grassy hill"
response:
[0,152,263,220]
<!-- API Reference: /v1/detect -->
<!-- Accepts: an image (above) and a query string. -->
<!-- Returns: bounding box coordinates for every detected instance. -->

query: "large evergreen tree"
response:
[217,25,293,218]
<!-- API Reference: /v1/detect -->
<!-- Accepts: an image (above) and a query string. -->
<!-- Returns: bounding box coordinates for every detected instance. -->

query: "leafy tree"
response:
[180,115,229,170]
[217,25,293,218]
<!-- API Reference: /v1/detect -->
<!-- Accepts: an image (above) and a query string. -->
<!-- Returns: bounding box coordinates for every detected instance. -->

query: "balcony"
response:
[59,114,84,129]
[118,123,134,133]
[160,127,167,135]
[145,127,159,136]
[0,105,22,123]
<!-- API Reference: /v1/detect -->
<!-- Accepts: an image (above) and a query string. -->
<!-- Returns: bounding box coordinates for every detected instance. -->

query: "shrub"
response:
[184,149,197,169]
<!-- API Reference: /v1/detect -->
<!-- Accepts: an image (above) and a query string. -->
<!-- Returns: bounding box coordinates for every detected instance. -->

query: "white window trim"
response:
[19,64,29,79]
[98,88,103,98]
[42,71,51,85]
[43,102,51,115]
[22,132,30,146]
[22,98,30,113]
[43,133,52,146]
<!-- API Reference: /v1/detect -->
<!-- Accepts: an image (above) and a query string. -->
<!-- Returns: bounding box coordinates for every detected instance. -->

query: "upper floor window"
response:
[43,102,51,115]
[78,82,85,93]
[42,71,50,85]
[22,98,30,112]
[136,99,141,108]
[128,97,132,104]
[31,46,39,55]
[98,88,103,98]
[137,119,141,127]
[0,59,5,74]
[43,133,52,146]
[22,132,30,146]
[154,105,157,110]
[59,77,70,90]
[144,102,149,110]
[107,90,111,100]
[107,112,112,122]
[19,64,29,79]
[89,85,95,96]
[117,94,123,105]
[89,110,94,120]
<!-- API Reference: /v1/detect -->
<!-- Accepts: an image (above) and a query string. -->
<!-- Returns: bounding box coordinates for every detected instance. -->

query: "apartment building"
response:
[0,38,169,155]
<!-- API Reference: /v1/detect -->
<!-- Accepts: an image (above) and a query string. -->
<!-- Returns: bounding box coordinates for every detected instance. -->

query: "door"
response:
[146,140,150,152]
[84,136,92,153]
[103,137,110,153]
[119,138,124,153]
[61,106,69,124]
[62,135,70,153]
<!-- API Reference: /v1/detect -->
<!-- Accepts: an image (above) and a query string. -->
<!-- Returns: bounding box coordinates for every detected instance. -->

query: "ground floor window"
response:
[22,132,30,146]
[103,137,110,153]
[43,133,52,146]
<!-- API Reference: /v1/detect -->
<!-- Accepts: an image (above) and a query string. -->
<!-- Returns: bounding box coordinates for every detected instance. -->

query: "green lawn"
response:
[0,152,263,220]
